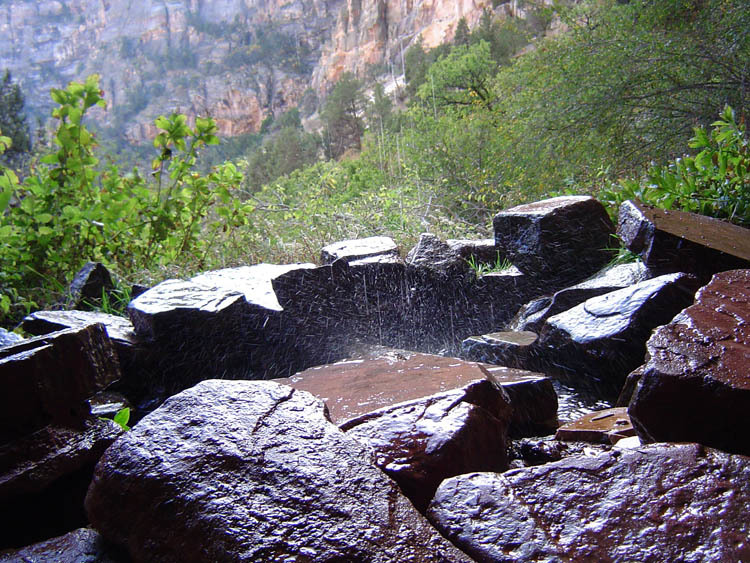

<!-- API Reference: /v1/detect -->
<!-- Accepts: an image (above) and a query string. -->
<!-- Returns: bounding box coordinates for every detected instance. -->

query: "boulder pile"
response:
[2,195,749,561]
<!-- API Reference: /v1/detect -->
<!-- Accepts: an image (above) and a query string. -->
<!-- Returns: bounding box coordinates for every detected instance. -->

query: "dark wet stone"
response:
[275,348,557,437]
[461,331,539,371]
[66,263,114,310]
[0,527,127,563]
[508,436,612,468]
[428,442,750,562]
[85,380,470,562]
[508,262,652,332]
[342,378,512,512]
[0,324,121,444]
[406,233,473,281]
[555,407,635,444]
[493,195,615,284]
[0,418,122,549]
[446,238,502,264]
[629,269,750,456]
[320,235,399,264]
[0,328,23,348]
[540,272,701,393]
[617,199,750,281]
[89,392,131,419]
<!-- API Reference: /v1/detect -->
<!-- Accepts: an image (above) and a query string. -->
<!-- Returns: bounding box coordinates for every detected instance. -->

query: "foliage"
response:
[601,106,750,226]
[466,253,513,276]
[0,75,254,325]
[0,70,31,167]
[100,407,131,431]
[321,72,366,159]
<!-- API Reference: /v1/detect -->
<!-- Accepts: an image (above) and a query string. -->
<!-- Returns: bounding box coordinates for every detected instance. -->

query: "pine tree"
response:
[0,70,31,166]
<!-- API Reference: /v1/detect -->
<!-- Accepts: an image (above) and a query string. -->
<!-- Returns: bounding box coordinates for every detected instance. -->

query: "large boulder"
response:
[617,199,750,281]
[0,528,125,563]
[428,443,750,562]
[341,378,513,512]
[85,380,470,562]
[628,269,750,456]
[493,195,615,286]
[0,324,121,444]
[540,272,701,393]
[0,418,122,549]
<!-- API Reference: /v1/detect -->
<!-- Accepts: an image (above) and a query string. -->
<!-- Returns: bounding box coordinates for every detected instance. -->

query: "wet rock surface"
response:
[342,378,513,512]
[406,233,474,281]
[65,262,114,310]
[0,527,127,563]
[461,331,539,371]
[540,272,701,393]
[85,380,470,562]
[493,195,615,285]
[446,238,502,264]
[555,407,635,444]
[629,269,750,456]
[0,324,121,444]
[320,235,400,264]
[428,443,750,562]
[0,328,22,347]
[618,199,750,281]
[275,348,558,437]
[0,418,122,549]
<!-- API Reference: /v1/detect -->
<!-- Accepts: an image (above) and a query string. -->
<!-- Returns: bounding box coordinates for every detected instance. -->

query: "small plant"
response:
[101,407,131,431]
[466,252,514,276]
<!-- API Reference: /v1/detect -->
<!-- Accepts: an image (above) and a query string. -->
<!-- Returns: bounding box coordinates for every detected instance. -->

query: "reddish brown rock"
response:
[617,199,750,281]
[0,418,122,549]
[0,324,121,444]
[428,443,750,562]
[493,195,615,285]
[629,269,750,456]
[85,380,470,562]
[342,378,513,512]
[275,348,558,437]
[555,407,635,444]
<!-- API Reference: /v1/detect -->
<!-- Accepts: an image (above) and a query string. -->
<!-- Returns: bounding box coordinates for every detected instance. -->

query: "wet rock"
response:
[342,378,512,512]
[629,269,750,456]
[508,436,611,468]
[555,407,635,444]
[406,233,474,281]
[428,443,750,562]
[446,238,502,264]
[85,380,470,562]
[0,328,23,347]
[275,348,558,437]
[540,272,701,394]
[65,263,114,310]
[461,331,539,371]
[0,418,122,549]
[320,235,399,264]
[508,261,652,332]
[493,195,615,285]
[617,199,750,281]
[0,324,121,444]
[0,527,126,563]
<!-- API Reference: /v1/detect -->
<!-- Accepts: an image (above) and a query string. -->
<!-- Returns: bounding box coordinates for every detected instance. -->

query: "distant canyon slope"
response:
[0,0,522,142]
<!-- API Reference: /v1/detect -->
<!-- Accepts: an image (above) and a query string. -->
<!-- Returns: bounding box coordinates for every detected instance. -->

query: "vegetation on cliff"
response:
[0,0,748,327]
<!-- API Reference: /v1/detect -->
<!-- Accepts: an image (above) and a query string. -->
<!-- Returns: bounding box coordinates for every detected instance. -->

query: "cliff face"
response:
[0,0,502,142]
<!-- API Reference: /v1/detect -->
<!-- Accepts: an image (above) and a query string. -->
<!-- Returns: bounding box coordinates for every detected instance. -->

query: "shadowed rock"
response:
[628,269,750,456]
[0,527,126,563]
[493,195,615,286]
[0,418,122,549]
[446,238,502,265]
[461,331,539,371]
[65,262,114,310]
[320,235,399,264]
[428,443,750,562]
[0,324,121,444]
[617,199,750,281]
[85,380,471,562]
[341,378,513,512]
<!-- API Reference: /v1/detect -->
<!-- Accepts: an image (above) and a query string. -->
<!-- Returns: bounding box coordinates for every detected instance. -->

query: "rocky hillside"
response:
[0,0,517,143]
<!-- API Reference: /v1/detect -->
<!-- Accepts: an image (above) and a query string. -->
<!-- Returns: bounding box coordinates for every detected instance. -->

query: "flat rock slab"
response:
[275,349,558,436]
[85,380,470,562]
[618,199,750,279]
[320,236,400,264]
[629,269,750,456]
[493,195,614,283]
[342,379,513,512]
[0,324,121,444]
[0,528,125,563]
[428,442,750,562]
[555,407,635,444]
[22,310,137,346]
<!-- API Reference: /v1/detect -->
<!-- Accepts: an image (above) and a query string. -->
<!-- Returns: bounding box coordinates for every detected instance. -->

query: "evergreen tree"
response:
[454,17,471,47]
[321,72,365,159]
[0,70,31,166]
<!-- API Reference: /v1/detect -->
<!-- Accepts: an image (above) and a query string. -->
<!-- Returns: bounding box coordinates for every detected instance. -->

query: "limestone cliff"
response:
[0,0,521,142]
